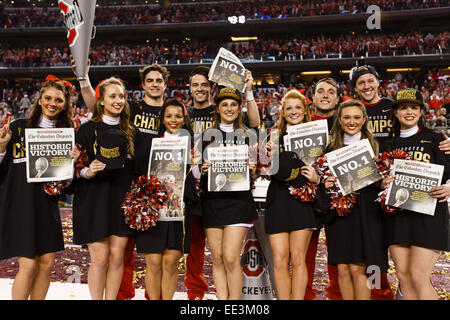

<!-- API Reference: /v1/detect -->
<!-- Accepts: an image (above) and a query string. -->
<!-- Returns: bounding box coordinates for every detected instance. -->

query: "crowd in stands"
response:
[1,31,448,68]
[1,68,448,132]
[1,0,448,28]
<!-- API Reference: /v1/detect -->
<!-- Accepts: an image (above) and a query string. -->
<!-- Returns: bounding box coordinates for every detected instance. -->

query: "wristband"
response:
[79,78,91,89]
[246,91,255,102]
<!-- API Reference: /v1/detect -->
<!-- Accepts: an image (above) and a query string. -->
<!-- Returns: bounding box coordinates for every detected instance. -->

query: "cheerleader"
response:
[264,89,320,299]
[323,99,388,300]
[134,98,198,300]
[72,77,139,300]
[200,87,258,300]
[381,89,450,300]
[0,76,77,300]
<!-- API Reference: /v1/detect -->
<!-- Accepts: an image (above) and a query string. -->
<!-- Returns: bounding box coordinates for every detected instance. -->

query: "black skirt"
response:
[202,190,258,228]
[135,221,186,254]
[0,119,64,259]
[265,178,319,234]
[387,202,449,252]
[326,184,388,273]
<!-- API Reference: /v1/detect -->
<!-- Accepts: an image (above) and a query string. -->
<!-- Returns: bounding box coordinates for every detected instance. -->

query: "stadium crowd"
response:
[1,31,448,68]
[1,0,448,28]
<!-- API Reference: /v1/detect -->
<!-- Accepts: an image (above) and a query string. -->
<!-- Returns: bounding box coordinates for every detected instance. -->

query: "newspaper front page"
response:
[208,47,247,92]
[286,119,328,165]
[25,128,75,183]
[385,159,444,215]
[326,139,382,196]
[148,136,189,221]
[207,145,249,192]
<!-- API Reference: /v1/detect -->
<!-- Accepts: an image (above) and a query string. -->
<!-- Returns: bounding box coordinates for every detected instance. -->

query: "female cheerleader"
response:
[381,89,450,300]
[134,98,198,300]
[323,99,388,300]
[200,87,258,300]
[73,77,139,300]
[0,77,77,299]
[264,89,320,300]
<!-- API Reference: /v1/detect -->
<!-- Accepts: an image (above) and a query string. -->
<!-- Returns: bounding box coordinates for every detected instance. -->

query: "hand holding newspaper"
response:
[208,47,247,92]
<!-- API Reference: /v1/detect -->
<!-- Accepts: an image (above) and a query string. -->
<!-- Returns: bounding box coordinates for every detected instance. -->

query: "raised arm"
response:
[244,69,261,128]
[71,55,96,113]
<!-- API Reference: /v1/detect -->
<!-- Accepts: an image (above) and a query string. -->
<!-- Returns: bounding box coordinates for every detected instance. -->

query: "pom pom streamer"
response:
[289,182,318,202]
[43,179,72,196]
[313,154,358,216]
[121,174,170,231]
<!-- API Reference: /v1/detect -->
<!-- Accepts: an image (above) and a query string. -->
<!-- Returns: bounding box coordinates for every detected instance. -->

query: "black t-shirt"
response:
[364,97,393,150]
[189,105,216,136]
[129,100,161,137]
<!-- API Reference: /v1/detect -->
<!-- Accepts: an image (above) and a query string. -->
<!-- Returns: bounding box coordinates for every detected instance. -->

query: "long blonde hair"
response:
[276,89,312,136]
[91,77,135,157]
[326,99,379,154]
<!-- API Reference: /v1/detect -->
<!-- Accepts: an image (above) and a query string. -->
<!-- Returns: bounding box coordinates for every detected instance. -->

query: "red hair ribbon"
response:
[43,74,73,90]
[94,78,125,99]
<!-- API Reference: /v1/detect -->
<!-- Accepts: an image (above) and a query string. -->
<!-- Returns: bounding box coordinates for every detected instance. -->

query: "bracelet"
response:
[246,90,255,102]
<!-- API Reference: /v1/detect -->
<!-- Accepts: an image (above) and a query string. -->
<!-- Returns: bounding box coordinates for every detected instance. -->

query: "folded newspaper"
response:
[207,145,249,192]
[148,136,189,221]
[208,47,247,92]
[25,128,74,183]
[285,119,328,165]
[326,139,382,196]
[385,159,444,216]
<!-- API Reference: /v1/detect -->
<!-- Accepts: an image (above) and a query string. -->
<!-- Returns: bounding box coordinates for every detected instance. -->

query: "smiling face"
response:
[339,105,366,135]
[163,105,185,134]
[218,98,240,125]
[101,84,125,117]
[394,103,422,130]
[38,87,67,120]
[283,97,305,125]
[143,70,166,100]
[190,74,211,107]
[313,81,339,113]
[354,73,380,104]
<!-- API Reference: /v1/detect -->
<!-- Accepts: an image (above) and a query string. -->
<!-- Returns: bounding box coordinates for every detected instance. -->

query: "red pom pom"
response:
[43,179,72,196]
[74,144,89,178]
[289,182,318,202]
[121,174,170,231]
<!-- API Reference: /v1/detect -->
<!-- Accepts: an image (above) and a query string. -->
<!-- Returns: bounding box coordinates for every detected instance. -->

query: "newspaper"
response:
[286,119,328,165]
[207,145,249,192]
[25,128,75,183]
[385,159,444,216]
[326,139,382,196]
[148,136,189,221]
[208,47,247,92]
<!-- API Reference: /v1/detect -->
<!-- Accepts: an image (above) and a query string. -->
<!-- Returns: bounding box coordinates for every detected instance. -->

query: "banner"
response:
[208,47,247,92]
[58,0,96,80]
[241,226,274,300]
[207,145,249,192]
[148,136,189,221]
[285,119,328,165]
[385,159,444,215]
[326,139,382,196]
[25,128,75,183]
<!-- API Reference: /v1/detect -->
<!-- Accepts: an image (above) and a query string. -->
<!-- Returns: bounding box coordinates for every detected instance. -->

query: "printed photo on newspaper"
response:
[326,139,382,196]
[25,128,74,183]
[385,159,444,216]
[286,119,328,165]
[148,136,189,221]
[207,144,249,192]
[208,47,247,92]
